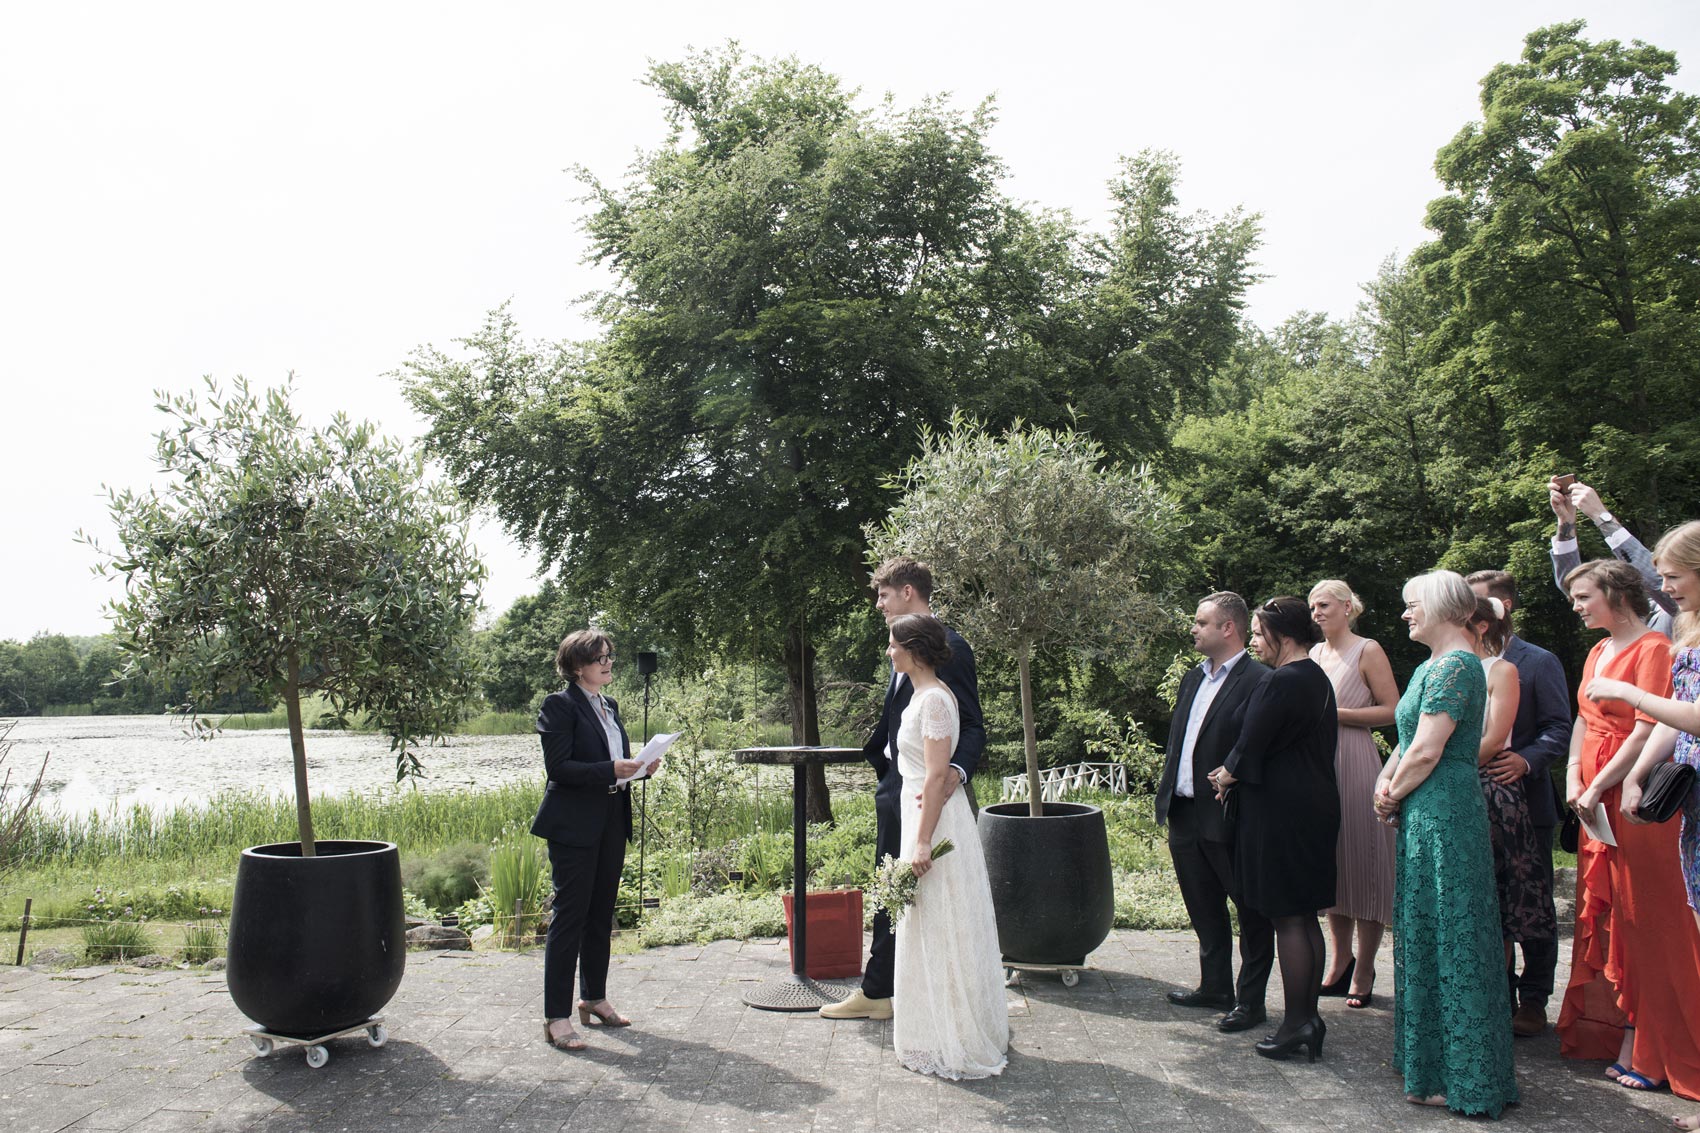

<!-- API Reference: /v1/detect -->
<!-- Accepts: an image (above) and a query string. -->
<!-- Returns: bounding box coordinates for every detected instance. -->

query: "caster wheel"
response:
[304,1045,329,1069]
[248,1035,274,1057]
[1003,967,1019,987]
[1060,969,1080,988]
[367,1024,388,1048]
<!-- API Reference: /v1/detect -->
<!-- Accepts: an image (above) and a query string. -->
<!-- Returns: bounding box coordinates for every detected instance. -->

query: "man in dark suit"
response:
[821,556,985,1020]
[1468,570,1572,1037]
[1155,591,1275,1033]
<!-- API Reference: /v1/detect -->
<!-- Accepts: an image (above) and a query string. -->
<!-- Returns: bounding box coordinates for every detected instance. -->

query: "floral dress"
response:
[1391,649,1518,1118]
[1673,647,1700,911]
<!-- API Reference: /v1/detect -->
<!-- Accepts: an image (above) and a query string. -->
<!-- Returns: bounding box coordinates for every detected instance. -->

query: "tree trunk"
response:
[783,615,832,825]
[1019,643,1042,817]
[284,649,317,857]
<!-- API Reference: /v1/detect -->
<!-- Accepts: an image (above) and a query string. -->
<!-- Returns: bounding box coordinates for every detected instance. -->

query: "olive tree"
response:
[869,416,1177,815]
[83,379,485,855]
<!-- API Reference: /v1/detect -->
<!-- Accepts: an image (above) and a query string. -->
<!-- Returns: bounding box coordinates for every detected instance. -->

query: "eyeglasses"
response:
[592,653,615,665]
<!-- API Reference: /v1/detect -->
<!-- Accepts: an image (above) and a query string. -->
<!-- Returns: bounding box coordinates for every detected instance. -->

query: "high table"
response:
[732,746,864,1011]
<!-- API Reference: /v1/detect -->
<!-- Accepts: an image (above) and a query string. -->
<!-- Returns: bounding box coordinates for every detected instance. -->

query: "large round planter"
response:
[979,802,1114,966]
[226,840,405,1036]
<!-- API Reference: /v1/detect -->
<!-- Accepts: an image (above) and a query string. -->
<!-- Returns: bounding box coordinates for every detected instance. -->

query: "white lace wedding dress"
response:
[893,684,1009,1079]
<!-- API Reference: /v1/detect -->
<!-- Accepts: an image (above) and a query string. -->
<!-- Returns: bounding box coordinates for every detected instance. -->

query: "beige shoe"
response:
[819,990,893,1020]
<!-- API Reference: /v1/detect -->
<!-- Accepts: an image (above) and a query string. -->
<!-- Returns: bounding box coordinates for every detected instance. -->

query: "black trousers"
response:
[1167,796,1274,1007]
[543,811,626,1019]
[861,789,903,999]
[1514,823,1559,1007]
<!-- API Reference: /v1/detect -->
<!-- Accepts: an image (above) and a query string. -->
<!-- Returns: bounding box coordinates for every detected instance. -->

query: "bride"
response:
[888,612,1009,1079]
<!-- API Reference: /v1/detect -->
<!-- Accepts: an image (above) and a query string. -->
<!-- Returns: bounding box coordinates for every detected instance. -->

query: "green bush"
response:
[636,892,785,947]
[401,841,489,913]
[486,829,546,946]
[83,919,150,962]
[179,920,224,963]
[1111,868,1188,930]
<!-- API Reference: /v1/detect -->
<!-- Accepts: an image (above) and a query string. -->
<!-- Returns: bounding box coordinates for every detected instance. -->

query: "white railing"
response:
[1000,762,1128,803]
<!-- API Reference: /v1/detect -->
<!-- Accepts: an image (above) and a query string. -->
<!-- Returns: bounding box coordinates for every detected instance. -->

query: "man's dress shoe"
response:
[1217,1004,1269,1032]
[1166,988,1235,1010]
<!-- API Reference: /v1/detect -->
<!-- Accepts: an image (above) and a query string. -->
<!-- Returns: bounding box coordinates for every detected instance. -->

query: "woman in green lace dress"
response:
[1373,571,1518,1117]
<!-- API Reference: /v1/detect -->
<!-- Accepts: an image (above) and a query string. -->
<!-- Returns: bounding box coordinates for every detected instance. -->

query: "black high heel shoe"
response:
[1254,1018,1326,1062]
[1318,957,1354,997]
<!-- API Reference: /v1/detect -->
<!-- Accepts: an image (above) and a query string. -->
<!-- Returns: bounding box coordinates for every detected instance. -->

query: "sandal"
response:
[1319,957,1355,997]
[578,999,631,1027]
[543,1019,586,1051]
[1605,1061,1629,1082]
[1619,1069,1668,1092]
[1405,1094,1447,1107]
[1345,974,1376,1009]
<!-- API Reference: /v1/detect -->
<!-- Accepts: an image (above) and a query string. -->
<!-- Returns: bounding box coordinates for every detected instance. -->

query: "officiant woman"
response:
[532,630,660,1052]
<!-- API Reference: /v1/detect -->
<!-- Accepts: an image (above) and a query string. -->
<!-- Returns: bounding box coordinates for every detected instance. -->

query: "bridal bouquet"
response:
[868,839,955,926]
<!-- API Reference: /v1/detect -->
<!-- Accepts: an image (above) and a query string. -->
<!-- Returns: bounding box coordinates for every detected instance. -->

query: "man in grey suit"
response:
[1155,591,1274,1033]
[1468,569,1573,1037]
[1548,477,1676,635]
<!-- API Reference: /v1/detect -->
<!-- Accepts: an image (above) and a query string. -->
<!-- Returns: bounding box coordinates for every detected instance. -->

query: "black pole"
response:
[637,653,657,917]
[792,762,807,977]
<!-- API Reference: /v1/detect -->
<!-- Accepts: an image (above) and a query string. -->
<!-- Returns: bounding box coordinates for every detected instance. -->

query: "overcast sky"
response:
[4,1,1697,642]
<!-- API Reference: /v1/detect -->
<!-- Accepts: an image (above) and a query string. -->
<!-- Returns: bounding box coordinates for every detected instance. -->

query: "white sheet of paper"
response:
[1579,799,1617,847]
[617,731,681,785]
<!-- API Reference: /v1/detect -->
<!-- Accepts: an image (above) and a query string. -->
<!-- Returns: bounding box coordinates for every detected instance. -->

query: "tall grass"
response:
[487,830,546,947]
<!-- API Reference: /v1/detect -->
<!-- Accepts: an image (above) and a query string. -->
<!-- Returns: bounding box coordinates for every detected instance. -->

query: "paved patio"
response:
[0,928,1687,1132]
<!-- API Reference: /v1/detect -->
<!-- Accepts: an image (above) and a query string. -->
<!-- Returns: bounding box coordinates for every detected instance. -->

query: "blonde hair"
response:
[1402,570,1477,627]
[1308,579,1364,626]
[1654,520,1700,648]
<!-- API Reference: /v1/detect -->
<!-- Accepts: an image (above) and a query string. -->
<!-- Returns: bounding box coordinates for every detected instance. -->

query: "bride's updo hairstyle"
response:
[890,613,953,671]
[1255,596,1324,648]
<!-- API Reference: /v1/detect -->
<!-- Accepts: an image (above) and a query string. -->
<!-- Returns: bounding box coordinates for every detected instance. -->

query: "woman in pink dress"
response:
[1308,580,1401,1008]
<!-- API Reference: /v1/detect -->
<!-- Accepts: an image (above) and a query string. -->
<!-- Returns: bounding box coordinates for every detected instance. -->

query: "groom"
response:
[821,556,986,1020]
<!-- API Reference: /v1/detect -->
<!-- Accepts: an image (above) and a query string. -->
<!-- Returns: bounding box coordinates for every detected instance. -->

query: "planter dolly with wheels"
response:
[245,1015,388,1068]
[1003,961,1090,989]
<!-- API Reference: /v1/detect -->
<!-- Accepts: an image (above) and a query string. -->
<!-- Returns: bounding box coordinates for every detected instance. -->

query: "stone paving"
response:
[0,928,1688,1132]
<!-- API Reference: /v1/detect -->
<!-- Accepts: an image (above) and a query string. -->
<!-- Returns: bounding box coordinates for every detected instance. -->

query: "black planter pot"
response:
[979,802,1114,966]
[226,840,406,1037]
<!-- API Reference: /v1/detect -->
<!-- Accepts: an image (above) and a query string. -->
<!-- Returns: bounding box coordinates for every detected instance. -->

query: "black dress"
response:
[1223,659,1341,918]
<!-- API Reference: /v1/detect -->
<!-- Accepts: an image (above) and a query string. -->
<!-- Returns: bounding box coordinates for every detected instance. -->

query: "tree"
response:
[1415,20,1700,535]
[869,417,1176,814]
[83,379,485,855]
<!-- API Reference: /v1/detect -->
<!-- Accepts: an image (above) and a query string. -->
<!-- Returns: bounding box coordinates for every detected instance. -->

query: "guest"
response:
[1307,580,1399,1010]
[1373,570,1517,1116]
[531,630,658,1051]
[1558,555,1700,1099]
[1154,592,1274,1035]
[1594,521,1700,1128]
[1467,595,1553,973]
[1209,597,1337,1061]
[1549,477,1676,636]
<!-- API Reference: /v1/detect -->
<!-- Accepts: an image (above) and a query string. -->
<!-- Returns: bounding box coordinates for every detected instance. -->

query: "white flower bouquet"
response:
[868,839,955,926]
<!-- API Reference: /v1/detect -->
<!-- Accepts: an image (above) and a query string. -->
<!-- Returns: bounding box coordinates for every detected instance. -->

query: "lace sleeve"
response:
[920,688,958,741]
[1420,651,1481,724]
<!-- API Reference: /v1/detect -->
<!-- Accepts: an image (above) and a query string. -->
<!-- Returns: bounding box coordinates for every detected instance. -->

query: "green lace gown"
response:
[1391,649,1518,1117]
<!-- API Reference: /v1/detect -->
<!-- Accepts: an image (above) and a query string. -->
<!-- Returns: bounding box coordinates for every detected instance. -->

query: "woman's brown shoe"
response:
[1511,1002,1547,1037]
[543,1020,586,1050]
[578,1000,631,1027]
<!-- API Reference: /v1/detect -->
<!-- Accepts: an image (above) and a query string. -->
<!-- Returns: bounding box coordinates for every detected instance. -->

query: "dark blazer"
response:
[1502,635,1573,828]
[1155,654,1270,842]
[863,625,985,811]
[530,684,635,847]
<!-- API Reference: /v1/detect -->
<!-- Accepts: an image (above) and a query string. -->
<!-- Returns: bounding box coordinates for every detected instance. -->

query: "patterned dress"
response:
[1478,655,1554,943]
[1313,638,1395,925]
[1675,647,1700,912]
[1391,650,1518,1118]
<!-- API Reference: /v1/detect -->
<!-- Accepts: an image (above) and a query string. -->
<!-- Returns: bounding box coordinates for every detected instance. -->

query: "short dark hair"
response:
[1562,558,1649,619]
[1466,569,1518,608]
[1201,591,1250,639]
[555,629,614,681]
[1254,596,1323,648]
[889,613,952,670]
[871,556,934,601]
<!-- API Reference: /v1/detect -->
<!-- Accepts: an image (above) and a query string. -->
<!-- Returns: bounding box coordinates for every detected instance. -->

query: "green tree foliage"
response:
[476,582,595,712]
[869,417,1177,814]
[83,379,485,854]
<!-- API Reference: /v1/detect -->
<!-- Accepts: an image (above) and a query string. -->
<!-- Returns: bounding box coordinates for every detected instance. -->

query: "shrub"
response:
[401,841,489,913]
[486,828,546,946]
[83,919,150,962]
[636,892,785,947]
[180,920,224,964]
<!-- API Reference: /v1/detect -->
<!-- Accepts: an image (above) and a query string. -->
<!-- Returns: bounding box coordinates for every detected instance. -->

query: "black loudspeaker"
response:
[637,651,658,676]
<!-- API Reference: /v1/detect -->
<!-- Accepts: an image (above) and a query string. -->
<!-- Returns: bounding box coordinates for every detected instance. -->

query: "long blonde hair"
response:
[1654,520,1700,648]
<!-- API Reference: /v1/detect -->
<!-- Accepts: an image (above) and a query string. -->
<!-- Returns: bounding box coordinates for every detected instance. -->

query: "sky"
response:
[4,1,1697,642]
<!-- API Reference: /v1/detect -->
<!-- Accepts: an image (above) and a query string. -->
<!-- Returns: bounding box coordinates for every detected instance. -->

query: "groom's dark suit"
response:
[1155,654,1274,1008]
[860,624,986,1000]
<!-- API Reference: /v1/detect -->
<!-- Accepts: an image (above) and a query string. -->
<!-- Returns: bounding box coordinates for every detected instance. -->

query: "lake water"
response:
[4,715,545,815]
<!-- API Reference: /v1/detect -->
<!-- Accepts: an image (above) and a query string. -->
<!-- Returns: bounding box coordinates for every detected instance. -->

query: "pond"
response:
[4,715,544,816]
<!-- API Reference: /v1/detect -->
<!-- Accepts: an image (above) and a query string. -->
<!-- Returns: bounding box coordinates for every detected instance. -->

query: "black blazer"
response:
[1154,654,1270,842]
[863,625,985,809]
[530,684,635,847]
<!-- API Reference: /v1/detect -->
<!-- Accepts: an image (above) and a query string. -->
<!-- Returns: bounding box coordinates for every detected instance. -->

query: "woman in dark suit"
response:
[532,630,655,1051]
[1210,597,1339,1062]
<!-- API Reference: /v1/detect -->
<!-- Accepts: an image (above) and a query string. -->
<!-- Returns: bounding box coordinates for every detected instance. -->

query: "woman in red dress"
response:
[1556,559,1700,1098]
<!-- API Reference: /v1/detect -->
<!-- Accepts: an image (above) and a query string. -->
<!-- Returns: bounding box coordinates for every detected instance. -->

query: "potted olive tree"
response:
[84,378,484,1036]
[869,416,1173,966]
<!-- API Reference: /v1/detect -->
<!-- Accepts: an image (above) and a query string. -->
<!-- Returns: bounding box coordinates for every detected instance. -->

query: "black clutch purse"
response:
[1559,808,1580,854]
[1640,761,1698,824]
